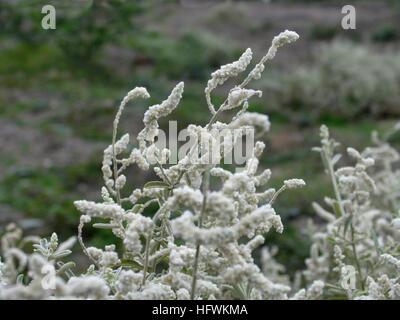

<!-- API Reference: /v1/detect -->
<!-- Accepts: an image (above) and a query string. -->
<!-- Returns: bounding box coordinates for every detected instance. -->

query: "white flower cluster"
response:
[0,225,88,299]
[1,29,398,300]
[0,30,307,300]
[302,124,400,299]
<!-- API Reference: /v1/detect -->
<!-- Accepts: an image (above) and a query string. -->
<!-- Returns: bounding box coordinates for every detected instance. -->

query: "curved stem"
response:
[323,151,345,216]
[78,221,99,268]
[269,185,286,205]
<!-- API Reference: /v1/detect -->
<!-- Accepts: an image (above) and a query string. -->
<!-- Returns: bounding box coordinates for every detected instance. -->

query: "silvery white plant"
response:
[303,124,400,299]
[0,30,308,300]
[0,224,78,299]
[277,42,400,119]
[71,29,307,300]
[0,30,399,300]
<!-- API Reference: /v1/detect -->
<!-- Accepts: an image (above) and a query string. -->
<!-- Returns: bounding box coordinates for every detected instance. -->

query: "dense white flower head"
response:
[284,179,306,189]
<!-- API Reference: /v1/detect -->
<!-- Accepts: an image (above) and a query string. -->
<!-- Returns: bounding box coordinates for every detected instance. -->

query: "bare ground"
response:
[143,1,400,63]
[0,118,104,175]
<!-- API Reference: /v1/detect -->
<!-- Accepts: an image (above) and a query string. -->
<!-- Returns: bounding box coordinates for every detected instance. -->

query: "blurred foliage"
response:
[249,19,274,33]
[371,24,398,42]
[0,159,102,235]
[309,24,340,41]
[264,224,310,275]
[0,0,144,68]
[387,128,400,147]
[0,43,66,80]
[263,41,400,121]
[55,0,144,68]
[125,29,239,80]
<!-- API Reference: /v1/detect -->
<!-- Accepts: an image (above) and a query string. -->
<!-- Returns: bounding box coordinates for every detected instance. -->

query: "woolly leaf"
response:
[56,262,76,275]
[331,154,342,166]
[52,250,72,260]
[143,181,169,189]
[118,259,143,270]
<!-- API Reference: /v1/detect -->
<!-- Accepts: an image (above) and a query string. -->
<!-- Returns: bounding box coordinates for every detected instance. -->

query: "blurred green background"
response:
[0,0,399,275]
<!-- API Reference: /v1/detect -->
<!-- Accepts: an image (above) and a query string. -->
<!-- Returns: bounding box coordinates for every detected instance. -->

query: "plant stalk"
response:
[190,169,210,299]
[142,204,166,286]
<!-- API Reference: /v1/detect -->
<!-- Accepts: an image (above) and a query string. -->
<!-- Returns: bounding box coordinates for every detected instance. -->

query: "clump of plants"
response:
[266,41,400,120]
[304,123,400,299]
[0,0,144,68]
[1,30,399,300]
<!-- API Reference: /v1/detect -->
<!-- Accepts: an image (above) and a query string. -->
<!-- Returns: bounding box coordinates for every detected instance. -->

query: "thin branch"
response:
[142,203,167,286]
[351,224,365,291]
[78,221,99,268]
[190,168,210,300]
[269,185,286,205]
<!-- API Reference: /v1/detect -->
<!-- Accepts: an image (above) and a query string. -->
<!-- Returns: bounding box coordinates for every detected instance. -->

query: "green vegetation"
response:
[265,42,400,120]
[371,24,398,42]
[309,24,339,41]
[0,160,101,232]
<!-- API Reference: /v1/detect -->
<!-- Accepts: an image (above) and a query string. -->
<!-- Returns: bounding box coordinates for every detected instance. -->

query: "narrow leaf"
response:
[131,204,144,213]
[51,250,72,260]
[332,154,342,166]
[118,259,143,270]
[344,215,353,237]
[56,262,76,275]
[333,201,343,217]
[143,181,169,189]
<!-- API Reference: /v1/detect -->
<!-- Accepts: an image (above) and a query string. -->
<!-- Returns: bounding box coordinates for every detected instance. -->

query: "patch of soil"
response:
[0,117,104,175]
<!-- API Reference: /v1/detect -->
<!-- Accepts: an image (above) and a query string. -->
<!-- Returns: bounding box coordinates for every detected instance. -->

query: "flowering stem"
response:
[112,123,121,205]
[239,44,275,89]
[350,224,365,290]
[323,151,345,217]
[190,169,210,300]
[207,104,225,129]
[207,48,273,129]
[323,147,364,289]
[112,102,128,256]
[142,203,166,287]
